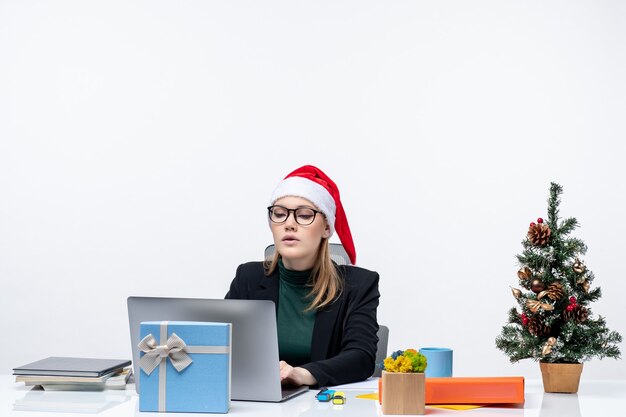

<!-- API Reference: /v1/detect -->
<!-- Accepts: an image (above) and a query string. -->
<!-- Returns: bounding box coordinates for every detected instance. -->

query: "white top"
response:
[2,375,625,416]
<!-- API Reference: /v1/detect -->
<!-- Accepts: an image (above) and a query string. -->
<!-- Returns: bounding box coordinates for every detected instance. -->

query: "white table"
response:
[2,376,625,416]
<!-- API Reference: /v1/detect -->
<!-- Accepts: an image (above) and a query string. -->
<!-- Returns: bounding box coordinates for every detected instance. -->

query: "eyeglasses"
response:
[267,205,323,226]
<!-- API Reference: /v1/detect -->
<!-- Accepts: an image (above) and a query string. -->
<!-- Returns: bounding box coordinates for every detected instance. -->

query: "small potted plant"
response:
[380,349,427,415]
[495,183,622,393]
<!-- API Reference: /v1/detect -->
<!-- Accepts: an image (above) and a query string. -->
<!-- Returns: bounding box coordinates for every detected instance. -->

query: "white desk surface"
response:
[2,375,625,417]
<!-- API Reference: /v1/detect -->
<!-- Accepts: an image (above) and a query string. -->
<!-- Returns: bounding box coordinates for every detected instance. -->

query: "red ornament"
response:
[569,296,576,304]
[566,304,575,312]
[537,218,544,223]
[530,222,536,227]
[521,313,529,326]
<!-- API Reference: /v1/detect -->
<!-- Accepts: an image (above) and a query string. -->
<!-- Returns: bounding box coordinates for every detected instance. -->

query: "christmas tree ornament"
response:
[510,287,522,299]
[528,315,551,337]
[543,282,565,301]
[527,222,551,246]
[542,337,557,355]
[520,313,529,326]
[576,306,589,322]
[537,218,544,224]
[531,279,545,293]
[526,299,554,313]
[572,258,586,274]
[564,305,589,323]
[565,297,578,312]
[517,267,532,281]
[581,280,590,293]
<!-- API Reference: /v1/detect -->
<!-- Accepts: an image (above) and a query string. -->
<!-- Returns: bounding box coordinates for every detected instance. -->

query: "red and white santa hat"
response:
[269,165,356,265]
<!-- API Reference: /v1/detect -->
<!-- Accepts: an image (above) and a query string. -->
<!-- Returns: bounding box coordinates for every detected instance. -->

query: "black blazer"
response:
[225,261,380,387]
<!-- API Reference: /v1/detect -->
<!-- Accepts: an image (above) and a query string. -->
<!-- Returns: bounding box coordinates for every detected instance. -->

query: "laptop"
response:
[127,296,309,402]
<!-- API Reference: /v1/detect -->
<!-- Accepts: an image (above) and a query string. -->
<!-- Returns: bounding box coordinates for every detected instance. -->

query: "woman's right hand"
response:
[279,360,317,386]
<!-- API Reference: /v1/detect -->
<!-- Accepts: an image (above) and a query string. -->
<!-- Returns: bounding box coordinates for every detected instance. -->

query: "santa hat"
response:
[269,165,356,265]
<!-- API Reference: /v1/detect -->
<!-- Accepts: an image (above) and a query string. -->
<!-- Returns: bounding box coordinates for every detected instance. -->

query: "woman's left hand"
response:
[279,361,317,386]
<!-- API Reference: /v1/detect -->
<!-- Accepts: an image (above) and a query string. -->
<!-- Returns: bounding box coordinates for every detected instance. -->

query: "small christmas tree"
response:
[496,183,622,364]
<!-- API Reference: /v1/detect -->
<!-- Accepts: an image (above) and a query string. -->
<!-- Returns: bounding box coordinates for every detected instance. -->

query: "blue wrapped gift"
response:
[138,321,231,413]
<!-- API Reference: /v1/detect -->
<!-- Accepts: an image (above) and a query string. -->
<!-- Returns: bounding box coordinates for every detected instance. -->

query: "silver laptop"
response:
[127,296,308,402]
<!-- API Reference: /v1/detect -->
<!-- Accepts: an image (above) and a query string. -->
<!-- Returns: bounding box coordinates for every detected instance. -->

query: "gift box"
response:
[139,321,231,413]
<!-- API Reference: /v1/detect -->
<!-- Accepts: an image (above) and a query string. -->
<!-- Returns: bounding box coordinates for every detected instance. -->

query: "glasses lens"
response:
[295,208,316,225]
[269,206,288,223]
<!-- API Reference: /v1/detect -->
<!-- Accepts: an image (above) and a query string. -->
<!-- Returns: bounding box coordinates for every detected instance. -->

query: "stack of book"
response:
[13,357,132,391]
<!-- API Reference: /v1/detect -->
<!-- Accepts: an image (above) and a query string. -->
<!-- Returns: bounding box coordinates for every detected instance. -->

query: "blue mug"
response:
[419,347,453,378]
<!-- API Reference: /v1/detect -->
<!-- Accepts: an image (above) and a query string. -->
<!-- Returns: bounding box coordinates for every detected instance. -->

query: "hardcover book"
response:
[13,357,131,377]
[17,368,133,391]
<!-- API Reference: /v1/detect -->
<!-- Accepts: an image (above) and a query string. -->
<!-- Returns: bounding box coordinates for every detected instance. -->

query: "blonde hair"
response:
[264,238,343,311]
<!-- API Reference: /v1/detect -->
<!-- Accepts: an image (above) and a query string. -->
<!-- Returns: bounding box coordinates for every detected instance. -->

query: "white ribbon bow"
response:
[138,332,193,375]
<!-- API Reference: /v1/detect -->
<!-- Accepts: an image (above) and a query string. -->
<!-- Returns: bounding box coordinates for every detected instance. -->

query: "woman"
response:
[225,165,380,387]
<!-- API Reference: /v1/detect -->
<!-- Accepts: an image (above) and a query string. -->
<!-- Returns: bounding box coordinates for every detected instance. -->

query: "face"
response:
[269,196,331,271]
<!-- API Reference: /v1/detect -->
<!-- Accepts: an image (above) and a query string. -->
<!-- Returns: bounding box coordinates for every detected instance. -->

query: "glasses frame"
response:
[267,205,324,226]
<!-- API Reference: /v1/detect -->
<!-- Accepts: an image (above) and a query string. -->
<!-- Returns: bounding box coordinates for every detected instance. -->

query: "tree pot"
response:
[381,371,425,415]
[539,361,583,393]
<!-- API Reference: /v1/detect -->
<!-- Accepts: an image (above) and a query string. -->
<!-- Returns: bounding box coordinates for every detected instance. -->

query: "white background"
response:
[1,1,625,380]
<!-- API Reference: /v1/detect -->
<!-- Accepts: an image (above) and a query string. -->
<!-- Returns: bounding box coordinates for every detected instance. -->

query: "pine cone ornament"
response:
[544,282,565,301]
[528,223,551,246]
[563,305,589,323]
[527,315,551,336]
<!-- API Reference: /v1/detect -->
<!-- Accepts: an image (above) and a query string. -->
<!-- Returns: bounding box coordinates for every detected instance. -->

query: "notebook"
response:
[127,296,309,402]
[13,357,131,377]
